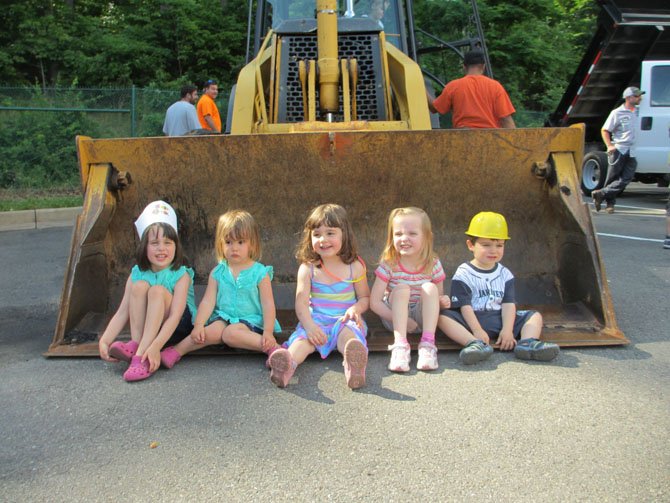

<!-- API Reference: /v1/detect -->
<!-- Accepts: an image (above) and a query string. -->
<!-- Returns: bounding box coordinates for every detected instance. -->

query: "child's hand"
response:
[342,306,362,327]
[306,325,327,347]
[473,328,490,345]
[142,347,161,373]
[439,295,451,309]
[261,332,277,352]
[191,325,206,344]
[98,341,118,362]
[494,330,516,351]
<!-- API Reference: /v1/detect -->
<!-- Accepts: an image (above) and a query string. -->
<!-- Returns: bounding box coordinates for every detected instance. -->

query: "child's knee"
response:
[130,280,150,296]
[528,311,543,325]
[147,285,169,300]
[420,282,438,297]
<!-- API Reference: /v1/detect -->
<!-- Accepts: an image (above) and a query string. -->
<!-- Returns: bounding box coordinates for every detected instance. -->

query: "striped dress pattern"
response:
[285,265,367,358]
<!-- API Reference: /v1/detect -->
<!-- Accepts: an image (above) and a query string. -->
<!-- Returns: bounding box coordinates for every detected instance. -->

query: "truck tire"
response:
[581,152,608,196]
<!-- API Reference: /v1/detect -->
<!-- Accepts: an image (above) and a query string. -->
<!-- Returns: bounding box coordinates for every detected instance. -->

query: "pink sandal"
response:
[123,355,154,382]
[108,340,139,363]
[160,346,182,369]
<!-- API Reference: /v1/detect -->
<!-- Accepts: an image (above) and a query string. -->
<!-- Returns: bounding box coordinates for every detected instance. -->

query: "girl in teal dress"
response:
[165,210,281,364]
[98,201,197,382]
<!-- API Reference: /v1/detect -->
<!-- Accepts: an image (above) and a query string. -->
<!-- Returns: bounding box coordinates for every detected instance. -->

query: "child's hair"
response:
[136,222,186,271]
[379,207,436,273]
[296,203,358,264]
[214,210,261,262]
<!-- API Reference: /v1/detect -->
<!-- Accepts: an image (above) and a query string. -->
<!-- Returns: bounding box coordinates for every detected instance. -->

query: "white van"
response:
[581,60,670,193]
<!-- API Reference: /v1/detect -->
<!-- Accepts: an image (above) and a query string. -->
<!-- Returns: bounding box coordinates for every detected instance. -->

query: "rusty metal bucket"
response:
[46,126,627,356]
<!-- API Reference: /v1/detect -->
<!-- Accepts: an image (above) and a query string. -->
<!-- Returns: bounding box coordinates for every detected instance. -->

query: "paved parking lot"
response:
[0,184,668,501]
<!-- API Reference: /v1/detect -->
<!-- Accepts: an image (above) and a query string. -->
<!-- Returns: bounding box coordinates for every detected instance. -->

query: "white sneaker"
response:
[388,343,411,372]
[417,342,438,371]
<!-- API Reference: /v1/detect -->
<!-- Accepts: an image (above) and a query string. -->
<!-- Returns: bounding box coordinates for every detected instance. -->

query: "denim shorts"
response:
[166,307,194,346]
[208,317,263,335]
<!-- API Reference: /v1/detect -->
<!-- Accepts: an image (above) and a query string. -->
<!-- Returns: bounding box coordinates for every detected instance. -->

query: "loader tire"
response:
[581,152,608,196]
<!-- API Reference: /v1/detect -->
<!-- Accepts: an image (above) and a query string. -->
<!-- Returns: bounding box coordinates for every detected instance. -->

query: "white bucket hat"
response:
[134,200,178,238]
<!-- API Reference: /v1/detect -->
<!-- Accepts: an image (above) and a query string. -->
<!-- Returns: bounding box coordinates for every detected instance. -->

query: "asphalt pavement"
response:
[0,184,668,502]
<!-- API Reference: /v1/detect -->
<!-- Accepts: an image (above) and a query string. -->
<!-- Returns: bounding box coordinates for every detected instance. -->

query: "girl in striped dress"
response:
[269,204,370,389]
[370,207,451,373]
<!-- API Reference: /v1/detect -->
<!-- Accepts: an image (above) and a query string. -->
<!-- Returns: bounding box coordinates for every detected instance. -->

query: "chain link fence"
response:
[0,86,547,190]
[0,86,229,189]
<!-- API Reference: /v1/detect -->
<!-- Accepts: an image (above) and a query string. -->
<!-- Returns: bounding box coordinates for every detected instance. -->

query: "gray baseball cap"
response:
[623,86,645,98]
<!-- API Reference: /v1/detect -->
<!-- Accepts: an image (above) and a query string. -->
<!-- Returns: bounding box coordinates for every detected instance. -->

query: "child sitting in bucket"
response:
[98,200,198,382]
[438,212,560,363]
[160,210,282,367]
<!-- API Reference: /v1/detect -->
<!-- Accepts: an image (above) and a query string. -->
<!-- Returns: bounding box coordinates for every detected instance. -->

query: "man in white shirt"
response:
[593,86,644,213]
[163,85,200,136]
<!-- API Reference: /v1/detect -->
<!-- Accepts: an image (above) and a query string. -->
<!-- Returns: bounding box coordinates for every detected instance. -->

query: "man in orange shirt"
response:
[428,50,516,129]
[197,79,222,133]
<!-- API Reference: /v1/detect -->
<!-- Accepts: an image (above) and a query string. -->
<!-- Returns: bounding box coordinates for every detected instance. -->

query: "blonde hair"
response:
[295,203,358,264]
[379,207,436,273]
[214,210,261,262]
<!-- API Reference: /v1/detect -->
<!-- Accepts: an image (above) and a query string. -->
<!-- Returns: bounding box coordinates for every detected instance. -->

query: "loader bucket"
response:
[47,126,627,356]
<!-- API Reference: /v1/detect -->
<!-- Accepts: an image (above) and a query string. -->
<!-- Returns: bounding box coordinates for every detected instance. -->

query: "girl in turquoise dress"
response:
[269,204,370,390]
[98,201,197,382]
[166,210,281,364]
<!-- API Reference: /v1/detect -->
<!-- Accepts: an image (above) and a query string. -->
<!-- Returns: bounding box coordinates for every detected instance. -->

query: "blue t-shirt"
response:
[209,261,281,332]
[130,265,197,322]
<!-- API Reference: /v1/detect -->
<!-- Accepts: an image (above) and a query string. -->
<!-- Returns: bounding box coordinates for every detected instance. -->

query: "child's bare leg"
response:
[419,282,439,343]
[288,338,316,365]
[222,323,263,351]
[389,284,411,344]
[173,320,227,356]
[336,329,355,353]
[519,312,543,340]
[137,285,171,355]
[437,315,476,346]
[128,281,150,342]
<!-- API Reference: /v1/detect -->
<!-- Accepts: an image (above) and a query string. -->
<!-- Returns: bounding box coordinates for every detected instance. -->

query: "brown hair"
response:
[295,204,358,264]
[214,210,261,262]
[379,207,436,273]
[135,222,186,271]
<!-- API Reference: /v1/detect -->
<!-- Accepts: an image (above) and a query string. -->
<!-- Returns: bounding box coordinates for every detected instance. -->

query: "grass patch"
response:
[0,187,82,211]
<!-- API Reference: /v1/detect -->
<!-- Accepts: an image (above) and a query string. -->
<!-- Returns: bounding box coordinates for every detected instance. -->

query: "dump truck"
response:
[47,0,628,357]
[547,0,670,195]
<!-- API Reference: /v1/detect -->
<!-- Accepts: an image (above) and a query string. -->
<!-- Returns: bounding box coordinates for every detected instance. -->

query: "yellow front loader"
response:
[47,0,627,356]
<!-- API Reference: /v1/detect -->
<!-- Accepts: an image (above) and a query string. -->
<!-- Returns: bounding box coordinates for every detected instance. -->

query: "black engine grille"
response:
[277,33,386,122]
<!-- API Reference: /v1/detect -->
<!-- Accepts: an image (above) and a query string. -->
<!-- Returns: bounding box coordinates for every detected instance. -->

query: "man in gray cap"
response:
[593,86,645,213]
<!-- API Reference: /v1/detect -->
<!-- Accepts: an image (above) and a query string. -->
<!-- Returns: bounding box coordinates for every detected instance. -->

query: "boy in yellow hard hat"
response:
[438,212,560,363]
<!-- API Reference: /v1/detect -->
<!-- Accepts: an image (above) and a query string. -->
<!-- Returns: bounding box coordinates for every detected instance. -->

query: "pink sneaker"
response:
[160,346,182,369]
[123,355,154,382]
[108,340,139,363]
[269,348,295,388]
[388,343,411,372]
[417,342,438,371]
[343,339,368,389]
[264,346,280,369]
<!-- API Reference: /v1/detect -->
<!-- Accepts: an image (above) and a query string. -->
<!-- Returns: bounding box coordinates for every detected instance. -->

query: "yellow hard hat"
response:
[465,211,510,240]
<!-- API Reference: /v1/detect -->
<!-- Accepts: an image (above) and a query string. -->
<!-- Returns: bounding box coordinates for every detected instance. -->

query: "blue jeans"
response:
[601,149,637,203]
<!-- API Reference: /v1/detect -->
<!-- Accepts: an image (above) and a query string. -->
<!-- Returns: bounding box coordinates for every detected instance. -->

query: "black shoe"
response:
[592,190,604,212]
